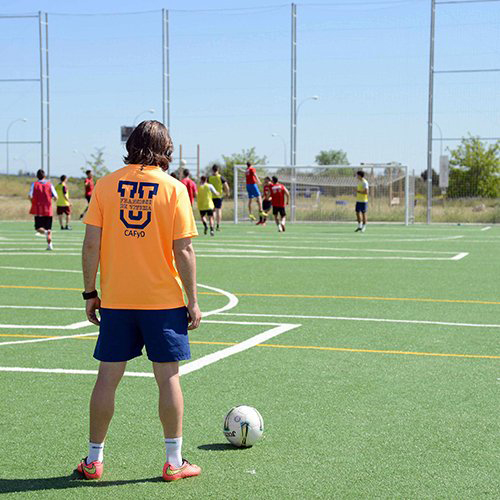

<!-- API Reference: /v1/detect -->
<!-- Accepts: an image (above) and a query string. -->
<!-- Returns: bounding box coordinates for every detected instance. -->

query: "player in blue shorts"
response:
[245,162,264,222]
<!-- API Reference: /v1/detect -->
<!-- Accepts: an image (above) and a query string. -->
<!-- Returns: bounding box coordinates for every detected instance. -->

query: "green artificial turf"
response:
[0,221,498,498]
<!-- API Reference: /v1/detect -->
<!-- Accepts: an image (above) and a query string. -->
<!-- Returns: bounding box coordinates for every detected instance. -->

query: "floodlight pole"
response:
[162,9,170,130]
[290,3,297,221]
[45,12,50,177]
[39,12,44,172]
[426,0,436,224]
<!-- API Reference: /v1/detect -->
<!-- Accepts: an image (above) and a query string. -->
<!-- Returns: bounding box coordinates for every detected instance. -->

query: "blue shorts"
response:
[94,307,190,363]
[213,198,222,209]
[355,201,368,213]
[246,184,261,199]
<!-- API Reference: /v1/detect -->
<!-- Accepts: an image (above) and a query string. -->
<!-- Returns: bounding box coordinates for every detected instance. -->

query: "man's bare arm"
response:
[173,237,201,330]
[82,224,102,325]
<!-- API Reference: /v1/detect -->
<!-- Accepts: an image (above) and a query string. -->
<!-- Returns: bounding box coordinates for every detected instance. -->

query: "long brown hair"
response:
[123,120,173,170]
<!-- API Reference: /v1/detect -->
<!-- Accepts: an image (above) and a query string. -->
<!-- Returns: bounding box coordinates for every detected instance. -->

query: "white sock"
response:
[358,223,362,228]
[87,442,104,463]
[165,437,183,468]
[362,223,366,228]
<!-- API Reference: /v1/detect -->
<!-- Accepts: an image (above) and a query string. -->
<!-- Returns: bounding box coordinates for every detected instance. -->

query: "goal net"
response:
[233,164,414,224]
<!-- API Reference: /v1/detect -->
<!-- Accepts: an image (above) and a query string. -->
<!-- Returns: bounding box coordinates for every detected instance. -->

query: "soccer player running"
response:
[197,175,219,236]
[29,169,57,250]
[256,176,272,226]
[55,175,72,230]
[208,164,230,231]
[245,161,263,222]
[80,170,94,220]
[180,168,197,206]
[270,176,290,232]
[355,170,369,232]
[80,120,201,482]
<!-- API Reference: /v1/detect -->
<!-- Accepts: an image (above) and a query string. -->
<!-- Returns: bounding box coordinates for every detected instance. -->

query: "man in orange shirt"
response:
[79,121,201,482]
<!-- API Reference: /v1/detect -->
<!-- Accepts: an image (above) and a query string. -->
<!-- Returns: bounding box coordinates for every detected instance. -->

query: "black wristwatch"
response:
[82,290,98,300]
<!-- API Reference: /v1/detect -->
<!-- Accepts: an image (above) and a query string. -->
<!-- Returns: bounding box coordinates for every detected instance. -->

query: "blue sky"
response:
[1,0,499,178]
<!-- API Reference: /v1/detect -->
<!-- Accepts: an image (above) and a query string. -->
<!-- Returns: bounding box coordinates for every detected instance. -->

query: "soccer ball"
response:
[223,405,264,448]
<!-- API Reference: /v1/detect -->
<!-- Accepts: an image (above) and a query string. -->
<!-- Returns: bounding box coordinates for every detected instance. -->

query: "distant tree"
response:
[447,136,500,198]
[314,149,352,176]
[80,147,110,179]
[420,168,440,186]
[221,147,267,190]
[315,149,349,166]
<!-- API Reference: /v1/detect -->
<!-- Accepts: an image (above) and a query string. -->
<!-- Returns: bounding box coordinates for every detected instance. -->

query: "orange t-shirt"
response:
[83,164,198,310]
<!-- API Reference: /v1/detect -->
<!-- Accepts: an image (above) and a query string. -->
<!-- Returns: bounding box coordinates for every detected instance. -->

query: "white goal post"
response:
[233,164,414,225]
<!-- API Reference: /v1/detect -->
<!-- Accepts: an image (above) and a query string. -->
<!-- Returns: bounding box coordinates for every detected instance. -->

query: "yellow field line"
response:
[0,333,97,339]
[209,292,500,306]
[1,284,498,305]
[256,343,500,359]
[0,333,497,359]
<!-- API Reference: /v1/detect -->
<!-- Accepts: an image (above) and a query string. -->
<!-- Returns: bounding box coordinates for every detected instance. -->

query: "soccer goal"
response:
[233,164,414,225]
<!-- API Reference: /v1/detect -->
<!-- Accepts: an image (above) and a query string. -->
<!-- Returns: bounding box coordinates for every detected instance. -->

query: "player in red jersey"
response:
[180,169,198,206]
[256,177,273,226]
[29,169,58,250]
[270,176,290,232]
[245,162,264,222]
[80,170,94,220]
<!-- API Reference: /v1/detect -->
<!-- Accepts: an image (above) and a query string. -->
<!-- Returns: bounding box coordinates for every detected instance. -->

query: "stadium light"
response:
[271,133,288,165]
[296,95,319,117]
[133,109,155,125]
[6,118,27,175]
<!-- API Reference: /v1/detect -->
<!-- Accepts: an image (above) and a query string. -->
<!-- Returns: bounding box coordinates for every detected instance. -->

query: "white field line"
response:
[0,266,84,273]
[0,305,83,311]
[198,248,281,254]
[0,251,469,260]
[481,226,492,231]
[214,312,500,329]
[0,252,81,256]
[0,243,82,247]
[0,283,238,335]
[0,332,98,347]
[201,319,290,326]
[198,284,239,318]
[196,254,468,261]
[451,252,469,261]
[0,322,302,378]
[0,320,92,330]
[198,235,466,243]
[194,241,458,255]
[179,323,301,376]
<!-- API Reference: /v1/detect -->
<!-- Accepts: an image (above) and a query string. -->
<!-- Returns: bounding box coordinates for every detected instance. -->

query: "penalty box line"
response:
[0,320,302,378]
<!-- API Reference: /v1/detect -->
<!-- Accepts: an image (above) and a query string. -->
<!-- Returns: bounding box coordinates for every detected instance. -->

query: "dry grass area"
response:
[1,174,498,223]
[0,197,89,221]
[0,174,86,198]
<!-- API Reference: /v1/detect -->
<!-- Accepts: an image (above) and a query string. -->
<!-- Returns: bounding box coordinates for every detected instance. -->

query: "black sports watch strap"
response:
[82,290,98,300]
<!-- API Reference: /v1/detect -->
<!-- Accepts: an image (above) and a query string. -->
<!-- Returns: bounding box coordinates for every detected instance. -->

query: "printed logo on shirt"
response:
[118,181,159,230]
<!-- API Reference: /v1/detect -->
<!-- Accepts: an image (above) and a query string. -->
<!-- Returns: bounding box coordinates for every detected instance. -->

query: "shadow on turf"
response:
[198,443,250,451]
[0,470,165,494]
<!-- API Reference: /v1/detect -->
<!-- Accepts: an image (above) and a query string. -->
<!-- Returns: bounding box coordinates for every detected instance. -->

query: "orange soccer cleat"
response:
[76,458,103,480]
[162,459,201,481]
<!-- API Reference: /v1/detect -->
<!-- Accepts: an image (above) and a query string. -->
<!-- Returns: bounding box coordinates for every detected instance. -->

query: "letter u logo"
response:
[118,181,159,229]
